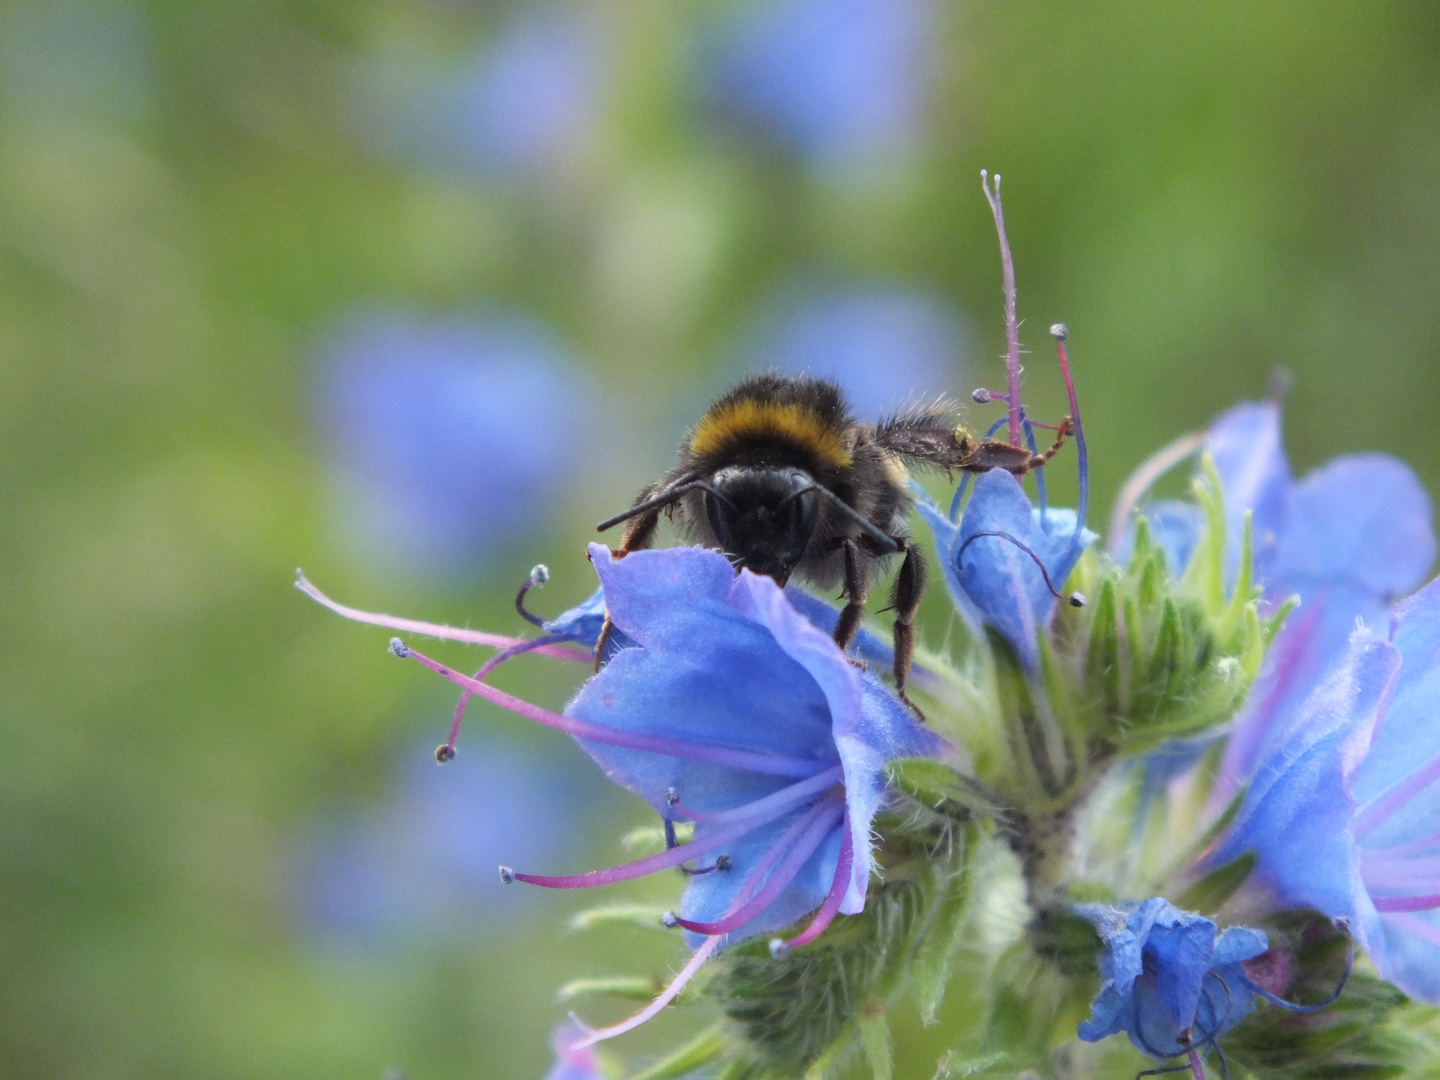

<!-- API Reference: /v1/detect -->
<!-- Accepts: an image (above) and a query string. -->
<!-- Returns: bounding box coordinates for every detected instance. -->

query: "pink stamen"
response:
[510,811,780,890]
[295,571,588,661]
[1187,1047,1207,1080]
[669,767,845,825]
[772,815,854,952]
[1363,861,1440,889]
[441,634,571,761]
[568,935,721,1051]
[676,801,843,936]
[1371,892,1440,913]
[1381,911,1440,948]
[1051,325,1089,537]
[1363,825,1440,862]
[981,170,1023,447]
[1355,746,1440,839]
[394,641,827,778]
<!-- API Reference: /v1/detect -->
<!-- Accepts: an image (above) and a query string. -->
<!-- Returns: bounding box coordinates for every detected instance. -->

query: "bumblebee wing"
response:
[874,399,969,468]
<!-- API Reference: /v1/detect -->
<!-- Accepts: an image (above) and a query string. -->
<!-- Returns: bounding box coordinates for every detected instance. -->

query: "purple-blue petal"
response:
[948,469,1095,669]
[1207,401,1292,583]
[1214,627,1399,955]
[1269,454,1435,601]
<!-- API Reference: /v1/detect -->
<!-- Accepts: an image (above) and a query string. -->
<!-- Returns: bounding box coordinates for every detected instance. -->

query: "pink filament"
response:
[776,815,855,951]
[569,934,721,1050]
[981,170,1023,447]
[1187,1047,1207,1080]
[443,635,570,756]
[295,571,588,661]
[1382,911,1440,948]
[670,767,845,825]
[676,800,843,936]
[400,643,826,778]
[1370,892,1440,914]
[1363,825,1440,862]
[513,802,803,890]
[1355,745,1440,839]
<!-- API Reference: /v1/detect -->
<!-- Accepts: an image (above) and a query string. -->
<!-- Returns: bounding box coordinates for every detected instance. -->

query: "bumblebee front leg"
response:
[1027,416,1074,470]
[833,539,868,653]
[889,537,927,720]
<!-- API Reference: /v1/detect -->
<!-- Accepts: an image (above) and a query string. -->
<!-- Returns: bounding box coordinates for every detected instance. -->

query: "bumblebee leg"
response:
[616,505,663,559]
[1026,416,1073,470]
[593,615,615,672]
[890,537,927,721]
[833,539,868,655]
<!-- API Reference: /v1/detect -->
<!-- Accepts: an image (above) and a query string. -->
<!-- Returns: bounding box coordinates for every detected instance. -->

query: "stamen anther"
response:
[715,855,733,871]
[661,911,678,928]
[972,388,1011,404]
[768,938,789,959]
[1049,322,1067,341]
[665,786,680,806]
[435,744,456,764]
[1069,591,1088,608]
[499,865,516,884]
[957,530,1083,606]
[516,565,551,627]
[388,637,410,658]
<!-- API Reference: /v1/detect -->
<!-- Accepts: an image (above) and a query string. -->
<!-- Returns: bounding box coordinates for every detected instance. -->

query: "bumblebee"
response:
[595,373,1072,713]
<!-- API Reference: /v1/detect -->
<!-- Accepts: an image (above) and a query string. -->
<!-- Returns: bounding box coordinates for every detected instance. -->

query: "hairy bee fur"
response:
[595,373,1072,716]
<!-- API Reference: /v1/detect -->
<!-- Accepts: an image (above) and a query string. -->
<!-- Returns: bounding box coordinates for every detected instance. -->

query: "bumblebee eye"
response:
[703,490,731,549]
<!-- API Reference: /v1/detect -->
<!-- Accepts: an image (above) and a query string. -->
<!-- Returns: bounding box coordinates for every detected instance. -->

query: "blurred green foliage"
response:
[2,1,1438,1077]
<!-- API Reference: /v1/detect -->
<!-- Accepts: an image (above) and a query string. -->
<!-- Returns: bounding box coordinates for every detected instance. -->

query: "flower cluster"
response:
[297,177,1440,1078]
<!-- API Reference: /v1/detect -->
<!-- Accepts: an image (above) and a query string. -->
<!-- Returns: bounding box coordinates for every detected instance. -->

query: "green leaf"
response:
[910,866,975,1023]
[627,1025,727,1080]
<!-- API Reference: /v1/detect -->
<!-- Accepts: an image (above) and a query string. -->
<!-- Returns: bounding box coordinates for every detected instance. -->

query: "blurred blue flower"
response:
[316,309,595,577]
[701,0,936,173]
[916,471,1094,670]
[741,283,966,420]
[1214,578,1440,1004]
[1150,403,1438,801]
[1077,898,1268,1059]
[354,9,603,180]
[543,1022,603,1080]
[294,732,600,944]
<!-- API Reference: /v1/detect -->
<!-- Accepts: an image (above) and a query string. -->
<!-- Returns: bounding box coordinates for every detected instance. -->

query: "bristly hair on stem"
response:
[981,170,1023,448]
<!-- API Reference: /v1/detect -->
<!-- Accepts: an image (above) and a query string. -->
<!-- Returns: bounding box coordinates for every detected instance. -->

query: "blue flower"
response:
[1076,897,1269,1059]
[1213,576,1440,1004]
[739,282,966,420]
[916,471,1095,670]
[543,1022,603,1080]
[315,309,596,577]
[1141,403,1437,801]
[298,544,943,1047]
[352,10,603,180]
[701,0,936,173]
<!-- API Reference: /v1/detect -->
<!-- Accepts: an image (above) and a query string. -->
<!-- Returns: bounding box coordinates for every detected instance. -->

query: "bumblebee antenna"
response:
[957,530,1086,607]
[596,476,737,532]
[779,484,901,553]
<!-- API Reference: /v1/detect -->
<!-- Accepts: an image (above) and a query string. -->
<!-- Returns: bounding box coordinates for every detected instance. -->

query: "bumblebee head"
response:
[704,466,819,585]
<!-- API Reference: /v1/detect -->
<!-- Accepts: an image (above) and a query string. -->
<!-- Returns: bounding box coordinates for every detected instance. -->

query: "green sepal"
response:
[910,856,977,1024]
[1175,850,1256,913]
[555,975,660,1003]
[626,1025,726,1080]
[932,1051,1017,1079]
[569,903,676,933]
[884,758,992,821]
[858,1007,893,1080]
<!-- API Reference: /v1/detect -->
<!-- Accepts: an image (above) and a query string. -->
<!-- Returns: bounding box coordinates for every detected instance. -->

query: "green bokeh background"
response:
[3,2,1439,1077]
